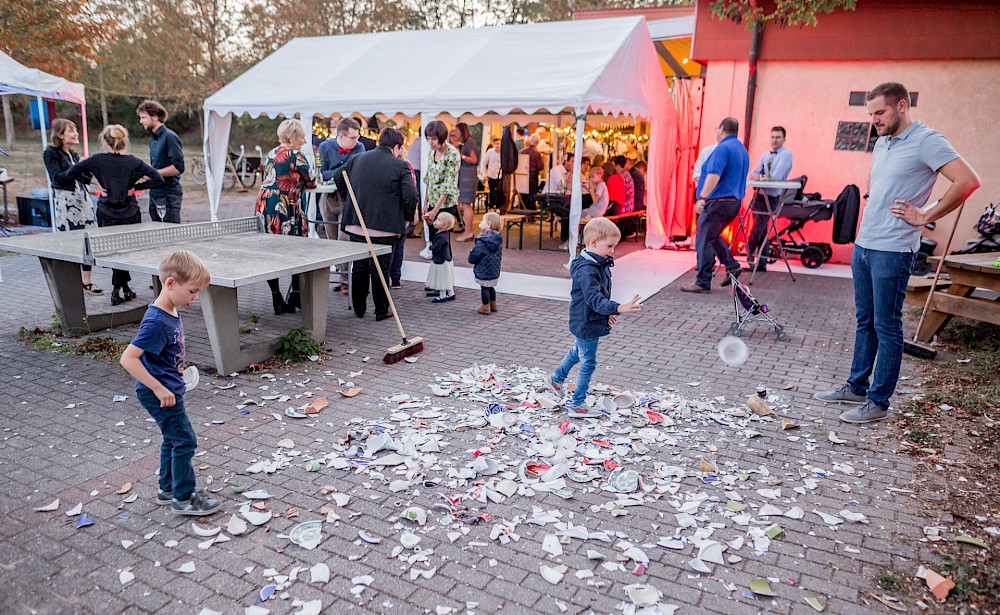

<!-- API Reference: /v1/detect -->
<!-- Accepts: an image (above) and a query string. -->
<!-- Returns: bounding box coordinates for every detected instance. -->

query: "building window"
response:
[835,121,877,152]
[849,91,918,106]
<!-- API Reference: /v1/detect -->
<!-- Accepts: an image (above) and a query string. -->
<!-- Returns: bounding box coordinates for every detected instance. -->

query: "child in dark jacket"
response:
[541,218,641,419]
[468,211,504,315]
[426,211,456,303]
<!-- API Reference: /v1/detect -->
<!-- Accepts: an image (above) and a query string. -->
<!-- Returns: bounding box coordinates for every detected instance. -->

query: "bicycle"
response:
[189,145,263,191]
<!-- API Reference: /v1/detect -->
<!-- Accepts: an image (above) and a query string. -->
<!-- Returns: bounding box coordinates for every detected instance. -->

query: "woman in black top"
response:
[65,125,163,305]
[43,118,102,294]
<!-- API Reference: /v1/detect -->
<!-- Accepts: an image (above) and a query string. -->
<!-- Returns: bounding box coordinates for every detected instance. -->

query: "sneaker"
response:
[171,493,222,516]
[814,384,867,405]
[419,247,433,259]
[390,278,401,289]
[564,403,605,420]
[839,399,889,424]
[158,487,204,505]
[542,374,563,395]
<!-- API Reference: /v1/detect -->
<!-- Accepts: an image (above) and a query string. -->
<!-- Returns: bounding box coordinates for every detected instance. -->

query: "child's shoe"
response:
[158,487,204,505]
[542,374,563,395]
[172,493,222,516]
[477,304,491,315]
[419,247,433,259]
[432,294,456,303]
[489,300,498,312]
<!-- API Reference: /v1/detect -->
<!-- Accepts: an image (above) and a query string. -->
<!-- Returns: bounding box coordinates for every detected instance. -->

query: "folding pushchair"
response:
[729,270,787,341]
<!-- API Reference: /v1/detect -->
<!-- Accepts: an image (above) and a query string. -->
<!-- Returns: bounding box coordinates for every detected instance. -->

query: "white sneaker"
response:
[419,247,432,259]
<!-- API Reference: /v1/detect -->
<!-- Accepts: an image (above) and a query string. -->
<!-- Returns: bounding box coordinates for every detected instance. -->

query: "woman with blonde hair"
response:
[65,124,163,305]
[43,118,101,294]
[255,119,315,314]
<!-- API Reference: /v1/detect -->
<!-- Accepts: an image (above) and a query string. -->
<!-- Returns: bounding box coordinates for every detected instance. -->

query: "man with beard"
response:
[137,100,184,223]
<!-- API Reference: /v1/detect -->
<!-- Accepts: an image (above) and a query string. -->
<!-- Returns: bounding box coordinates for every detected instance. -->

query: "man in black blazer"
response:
[335,128,419,320]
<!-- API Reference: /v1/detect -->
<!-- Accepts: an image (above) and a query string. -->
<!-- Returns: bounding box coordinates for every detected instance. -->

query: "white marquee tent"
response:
[203,16,677,254]
[0,51,89,229]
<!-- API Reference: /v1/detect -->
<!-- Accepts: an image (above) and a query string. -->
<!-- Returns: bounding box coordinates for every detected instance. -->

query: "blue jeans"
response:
[553,336,600,406]
[847,246,915,408]
[136,388,197,500]
[695,198,741,288]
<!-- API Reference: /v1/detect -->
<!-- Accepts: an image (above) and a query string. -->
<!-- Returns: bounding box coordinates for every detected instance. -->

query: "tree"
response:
[0,0,116,78]
[708,0,856,146]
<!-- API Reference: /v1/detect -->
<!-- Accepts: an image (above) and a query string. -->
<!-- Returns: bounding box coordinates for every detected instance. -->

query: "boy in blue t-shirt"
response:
[120,250,221,516]
[542,218,642,418]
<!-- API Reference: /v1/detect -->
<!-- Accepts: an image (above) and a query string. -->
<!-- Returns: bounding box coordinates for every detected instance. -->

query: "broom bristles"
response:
[384,337,424,364]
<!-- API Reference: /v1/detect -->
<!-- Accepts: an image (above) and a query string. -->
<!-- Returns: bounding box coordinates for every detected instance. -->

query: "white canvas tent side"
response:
[0,51,89,230]
[204,16,676,254]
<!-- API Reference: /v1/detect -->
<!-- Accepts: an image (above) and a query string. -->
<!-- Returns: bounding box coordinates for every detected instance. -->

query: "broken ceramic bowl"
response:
[606,468,640,493]
[613,393,636,408]
[400,506,428,525]
[400,532,421,549]
[624,583,662,607]
[289,521,323,550]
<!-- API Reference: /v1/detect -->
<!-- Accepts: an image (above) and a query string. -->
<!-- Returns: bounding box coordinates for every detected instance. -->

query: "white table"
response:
[735,179,802,284]
[304,183,338,238]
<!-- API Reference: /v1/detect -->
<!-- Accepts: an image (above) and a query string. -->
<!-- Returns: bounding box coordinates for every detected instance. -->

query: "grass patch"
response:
[239,325,252,334]
[940,555,1000,606]
[18,326,128,362]
[876,572,904,591]
[248,314,261,325]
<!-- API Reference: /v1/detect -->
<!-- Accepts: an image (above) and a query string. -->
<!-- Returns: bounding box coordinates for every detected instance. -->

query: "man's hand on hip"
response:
[889,199,926,227]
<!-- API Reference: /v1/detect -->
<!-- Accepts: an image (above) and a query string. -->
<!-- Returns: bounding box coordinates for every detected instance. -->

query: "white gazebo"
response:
[203,16,677,255]
[0,51,89,229]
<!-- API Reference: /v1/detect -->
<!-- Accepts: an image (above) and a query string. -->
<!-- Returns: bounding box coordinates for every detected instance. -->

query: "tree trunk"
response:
[2,95,15,150]
[743,20,762,148]
[97,64,109,128]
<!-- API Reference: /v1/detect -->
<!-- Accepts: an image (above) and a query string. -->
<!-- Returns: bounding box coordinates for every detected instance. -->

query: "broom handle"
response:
[342,172,409,342]
[913,199,966,341]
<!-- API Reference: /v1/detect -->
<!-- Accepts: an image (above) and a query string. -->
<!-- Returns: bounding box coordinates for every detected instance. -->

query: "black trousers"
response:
[97,205,141,289]
[347,232,396,317]
[487,177,502,211]
[747,193,772,264]
[389,223,414,281]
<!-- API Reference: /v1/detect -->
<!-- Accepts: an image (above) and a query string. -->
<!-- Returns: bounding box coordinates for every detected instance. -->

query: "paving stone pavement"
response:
[0,250,945,615]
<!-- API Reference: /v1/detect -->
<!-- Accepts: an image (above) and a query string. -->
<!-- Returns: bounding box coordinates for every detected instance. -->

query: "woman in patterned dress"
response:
[421,120,460,250]
[42,118,102,295]
[255,119,315,314]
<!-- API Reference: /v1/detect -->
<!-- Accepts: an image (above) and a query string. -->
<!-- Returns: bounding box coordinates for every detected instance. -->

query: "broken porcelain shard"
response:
[289,521,323,550]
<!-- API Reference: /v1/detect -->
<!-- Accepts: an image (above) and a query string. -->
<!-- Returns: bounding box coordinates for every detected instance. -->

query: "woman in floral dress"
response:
[255,119,315,314]
[421,120,460,254]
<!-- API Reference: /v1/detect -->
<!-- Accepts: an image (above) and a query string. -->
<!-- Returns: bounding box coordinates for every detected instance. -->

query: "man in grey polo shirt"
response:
[816,82,980,423]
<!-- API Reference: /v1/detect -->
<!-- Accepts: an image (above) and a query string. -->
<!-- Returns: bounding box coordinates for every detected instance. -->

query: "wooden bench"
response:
[504,214,526,250]
[905,276,952,307]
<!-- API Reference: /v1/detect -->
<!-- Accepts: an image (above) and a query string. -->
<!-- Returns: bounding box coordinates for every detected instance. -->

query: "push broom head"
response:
[384,337,425,364]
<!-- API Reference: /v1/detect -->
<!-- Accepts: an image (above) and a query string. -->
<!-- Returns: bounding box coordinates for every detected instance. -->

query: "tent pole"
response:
[38,95,56,232]
[567,109,586,263]
[80,101,89,158]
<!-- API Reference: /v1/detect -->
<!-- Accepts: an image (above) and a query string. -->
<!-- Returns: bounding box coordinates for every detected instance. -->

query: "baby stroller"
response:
[760,180,859,269]
[729,270,787,341]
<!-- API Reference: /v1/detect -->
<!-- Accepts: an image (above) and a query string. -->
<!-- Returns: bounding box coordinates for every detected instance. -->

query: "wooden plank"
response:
[928,293,1000,326]
[914,283,974,342]
[948,268,1000,292]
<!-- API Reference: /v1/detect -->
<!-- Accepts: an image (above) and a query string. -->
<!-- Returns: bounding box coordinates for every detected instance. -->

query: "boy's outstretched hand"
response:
[618,295,643,314]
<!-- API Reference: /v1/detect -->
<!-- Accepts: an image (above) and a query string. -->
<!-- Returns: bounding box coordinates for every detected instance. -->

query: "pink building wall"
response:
[699,59,1000,264]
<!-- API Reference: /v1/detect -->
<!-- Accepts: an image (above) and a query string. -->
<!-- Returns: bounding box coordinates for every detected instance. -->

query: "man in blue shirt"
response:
[316,117,364,242]
[815,82,980,424]
[138,100,185,223]
[746,126,793,271]
[682,117,750,293]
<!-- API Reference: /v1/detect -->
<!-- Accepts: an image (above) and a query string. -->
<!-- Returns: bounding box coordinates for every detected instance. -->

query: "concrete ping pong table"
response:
[0,217,388,374]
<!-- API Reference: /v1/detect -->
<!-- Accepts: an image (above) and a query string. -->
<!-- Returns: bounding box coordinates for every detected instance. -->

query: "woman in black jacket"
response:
[43,118,103,294]
[65,125,163,306]
[335,127,419,320]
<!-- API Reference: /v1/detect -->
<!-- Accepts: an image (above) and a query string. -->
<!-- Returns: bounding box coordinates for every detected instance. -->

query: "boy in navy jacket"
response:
[542,218,641,418]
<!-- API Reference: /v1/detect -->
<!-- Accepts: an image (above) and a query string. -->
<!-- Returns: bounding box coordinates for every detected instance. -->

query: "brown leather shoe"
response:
[477,304,491,315]
[680,285,711,294]
[489,300,498,313]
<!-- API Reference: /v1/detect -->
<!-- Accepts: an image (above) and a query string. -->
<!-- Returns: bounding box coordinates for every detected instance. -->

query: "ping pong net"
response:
[83,216,264,266]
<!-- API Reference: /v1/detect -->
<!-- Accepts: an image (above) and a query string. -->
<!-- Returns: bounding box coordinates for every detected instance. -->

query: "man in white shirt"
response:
[480,138,502,211]
[746,126,793,271]
[543,154,573,195]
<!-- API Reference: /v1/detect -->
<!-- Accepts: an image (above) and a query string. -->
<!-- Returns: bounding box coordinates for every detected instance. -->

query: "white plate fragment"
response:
[177,561,196,574]
[813,510,844,525]
[310,563,330,584]
[65,503,83,516]
[35,499,59,512]
[119,570,135,585]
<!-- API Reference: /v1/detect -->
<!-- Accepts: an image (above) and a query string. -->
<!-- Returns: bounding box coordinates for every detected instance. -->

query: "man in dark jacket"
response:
[335,128,419,320]
[500,123,519,214]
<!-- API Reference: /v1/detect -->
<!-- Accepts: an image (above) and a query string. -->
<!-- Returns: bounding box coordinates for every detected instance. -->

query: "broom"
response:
[904,199,966,360]
[341,171,424,364]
